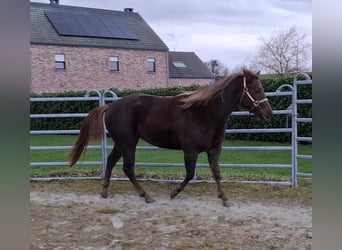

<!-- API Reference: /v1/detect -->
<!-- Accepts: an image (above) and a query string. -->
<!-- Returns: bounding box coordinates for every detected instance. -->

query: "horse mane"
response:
[179,72,244,109]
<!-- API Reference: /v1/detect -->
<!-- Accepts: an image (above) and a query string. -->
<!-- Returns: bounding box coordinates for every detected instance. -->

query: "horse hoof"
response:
[100,192,108,198]
[170,190,178,199]
[223,200,231,207]
[145,196,155,203]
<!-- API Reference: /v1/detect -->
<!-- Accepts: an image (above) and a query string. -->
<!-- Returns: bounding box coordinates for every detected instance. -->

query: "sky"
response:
[31,0,312,70]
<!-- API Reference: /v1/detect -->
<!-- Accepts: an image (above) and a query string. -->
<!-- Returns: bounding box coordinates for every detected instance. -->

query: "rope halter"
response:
[239,77,269,113]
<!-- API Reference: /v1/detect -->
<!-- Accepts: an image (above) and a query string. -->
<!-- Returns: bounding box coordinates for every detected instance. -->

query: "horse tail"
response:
[68,104,110,166]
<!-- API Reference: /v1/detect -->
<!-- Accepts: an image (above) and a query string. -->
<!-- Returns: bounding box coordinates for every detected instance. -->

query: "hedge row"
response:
[30,75,312,143]
[30,86,200,133]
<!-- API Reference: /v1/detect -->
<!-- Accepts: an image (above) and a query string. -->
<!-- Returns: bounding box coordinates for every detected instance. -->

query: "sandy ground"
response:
[30,180,312,250]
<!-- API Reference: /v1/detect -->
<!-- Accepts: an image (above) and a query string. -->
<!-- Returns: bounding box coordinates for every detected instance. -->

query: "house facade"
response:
[30,2,213,94]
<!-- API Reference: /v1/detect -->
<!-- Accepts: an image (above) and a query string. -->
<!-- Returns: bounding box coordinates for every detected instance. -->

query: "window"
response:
[146,58,156,72]
[109,56,119,71]
[172,61,187,68]
[55,54,65,70]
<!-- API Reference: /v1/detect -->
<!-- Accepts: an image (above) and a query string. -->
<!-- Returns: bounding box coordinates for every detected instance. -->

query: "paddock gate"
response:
[30,73,312,187]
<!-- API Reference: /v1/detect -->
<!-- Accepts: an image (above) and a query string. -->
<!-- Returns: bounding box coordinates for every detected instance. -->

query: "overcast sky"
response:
[31,0,312,70]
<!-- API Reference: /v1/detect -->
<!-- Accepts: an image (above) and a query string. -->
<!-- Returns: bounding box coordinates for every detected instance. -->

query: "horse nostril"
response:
[261,111,272,120]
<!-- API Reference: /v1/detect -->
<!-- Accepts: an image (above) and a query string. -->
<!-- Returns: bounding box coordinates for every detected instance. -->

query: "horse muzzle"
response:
[250,102,273,120]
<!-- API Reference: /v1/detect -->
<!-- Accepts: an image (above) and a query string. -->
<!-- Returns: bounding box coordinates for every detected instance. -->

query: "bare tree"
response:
[204,59,230,77]
[252,26,311,75]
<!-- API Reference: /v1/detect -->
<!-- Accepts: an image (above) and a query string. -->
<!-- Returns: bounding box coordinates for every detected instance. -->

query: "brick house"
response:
[30,1,213,94]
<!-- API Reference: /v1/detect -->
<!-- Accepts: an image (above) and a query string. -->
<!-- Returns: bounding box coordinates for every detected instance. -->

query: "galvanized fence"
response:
[292,73,312,187]
[30,74,312,187]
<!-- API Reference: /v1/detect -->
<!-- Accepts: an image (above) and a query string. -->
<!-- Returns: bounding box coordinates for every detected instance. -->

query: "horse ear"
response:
[243,69,253,80]
[256,70,260,75]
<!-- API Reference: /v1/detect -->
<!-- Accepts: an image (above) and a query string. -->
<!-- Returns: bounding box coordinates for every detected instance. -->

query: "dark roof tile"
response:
[168,52,213,79]
[30,2,168,51]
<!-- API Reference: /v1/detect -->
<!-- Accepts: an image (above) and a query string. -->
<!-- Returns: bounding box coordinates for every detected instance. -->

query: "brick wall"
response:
[30,45,169,94]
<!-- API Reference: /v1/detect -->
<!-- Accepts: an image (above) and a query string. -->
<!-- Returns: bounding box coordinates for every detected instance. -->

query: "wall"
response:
[30,45,169,93]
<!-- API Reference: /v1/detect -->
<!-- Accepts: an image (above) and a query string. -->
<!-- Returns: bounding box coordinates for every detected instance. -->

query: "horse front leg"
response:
[170,150,198,199]
[207,146,230,207]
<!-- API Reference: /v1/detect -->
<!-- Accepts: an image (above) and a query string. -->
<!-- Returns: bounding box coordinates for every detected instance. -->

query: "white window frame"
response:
[109,56,119,71]
[146,58,156,72]
[55,54,66,70]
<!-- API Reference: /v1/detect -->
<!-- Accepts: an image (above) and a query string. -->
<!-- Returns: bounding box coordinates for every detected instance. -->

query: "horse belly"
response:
[140,129,182,150]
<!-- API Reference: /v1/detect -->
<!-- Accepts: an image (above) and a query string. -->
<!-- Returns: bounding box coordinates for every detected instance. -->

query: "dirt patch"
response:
[31,180,312,249]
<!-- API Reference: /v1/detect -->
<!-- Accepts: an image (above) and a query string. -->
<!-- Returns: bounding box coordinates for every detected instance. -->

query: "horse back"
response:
[105,93,180,130]
[105,93,224,151]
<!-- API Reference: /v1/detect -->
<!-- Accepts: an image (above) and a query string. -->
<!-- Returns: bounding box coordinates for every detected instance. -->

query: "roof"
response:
[30,2,168,51]
[168,52,214,79]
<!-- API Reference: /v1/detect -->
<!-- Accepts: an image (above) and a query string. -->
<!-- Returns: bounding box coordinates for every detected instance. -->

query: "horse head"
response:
[239,69,273,120]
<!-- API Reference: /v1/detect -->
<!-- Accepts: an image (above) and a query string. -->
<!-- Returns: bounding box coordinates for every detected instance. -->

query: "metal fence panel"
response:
[292,73,312,187]
[30,76,312,186]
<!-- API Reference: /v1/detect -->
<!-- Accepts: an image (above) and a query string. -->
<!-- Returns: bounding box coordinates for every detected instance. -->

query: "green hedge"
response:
[30,86,200,131]
[30,75,312,143]
[30,91,98,131]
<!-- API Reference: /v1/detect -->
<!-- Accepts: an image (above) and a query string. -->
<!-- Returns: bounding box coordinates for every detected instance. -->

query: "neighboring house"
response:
[168,51,214,87]
[30,1,213,94]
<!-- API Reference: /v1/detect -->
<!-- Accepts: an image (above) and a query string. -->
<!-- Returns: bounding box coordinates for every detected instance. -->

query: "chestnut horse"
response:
[69,69,272,206]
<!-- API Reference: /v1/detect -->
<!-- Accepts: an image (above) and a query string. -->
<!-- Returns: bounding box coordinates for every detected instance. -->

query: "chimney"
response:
[50,0,59,5]
[124,8,134,12]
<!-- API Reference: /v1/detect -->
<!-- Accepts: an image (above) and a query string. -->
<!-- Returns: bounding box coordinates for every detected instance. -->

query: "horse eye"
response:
[254,87,261,93]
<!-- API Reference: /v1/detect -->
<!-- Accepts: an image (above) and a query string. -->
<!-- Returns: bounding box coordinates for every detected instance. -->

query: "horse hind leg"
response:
[101,145,122,198]
[122,150,155,203]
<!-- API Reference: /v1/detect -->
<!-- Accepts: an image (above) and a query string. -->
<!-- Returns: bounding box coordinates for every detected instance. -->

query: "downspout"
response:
[165,50,169,88]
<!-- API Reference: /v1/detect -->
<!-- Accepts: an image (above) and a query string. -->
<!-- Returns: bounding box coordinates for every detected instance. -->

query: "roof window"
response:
[172,61,187,68]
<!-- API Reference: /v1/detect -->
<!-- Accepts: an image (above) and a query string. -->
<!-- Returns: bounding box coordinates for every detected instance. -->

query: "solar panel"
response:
[45,11,139,40]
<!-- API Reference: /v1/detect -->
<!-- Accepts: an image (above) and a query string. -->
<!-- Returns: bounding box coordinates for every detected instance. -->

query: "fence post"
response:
[275,84,295,187]
[100,90,119,178]
[292,73,312,187]
[291,82,298,187]
[85,90,106,177]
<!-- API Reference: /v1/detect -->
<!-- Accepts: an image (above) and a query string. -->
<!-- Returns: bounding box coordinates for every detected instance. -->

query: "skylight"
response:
[172,61,187,68]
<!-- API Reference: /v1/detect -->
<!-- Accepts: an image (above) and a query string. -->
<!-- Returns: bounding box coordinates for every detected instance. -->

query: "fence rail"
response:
[30,75,312,187]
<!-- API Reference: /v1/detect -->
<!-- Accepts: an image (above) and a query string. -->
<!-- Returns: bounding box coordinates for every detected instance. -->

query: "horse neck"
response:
[206,78,243,124]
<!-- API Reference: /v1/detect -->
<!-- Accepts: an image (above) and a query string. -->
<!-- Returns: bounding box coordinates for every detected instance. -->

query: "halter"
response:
[239,77,269,112]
